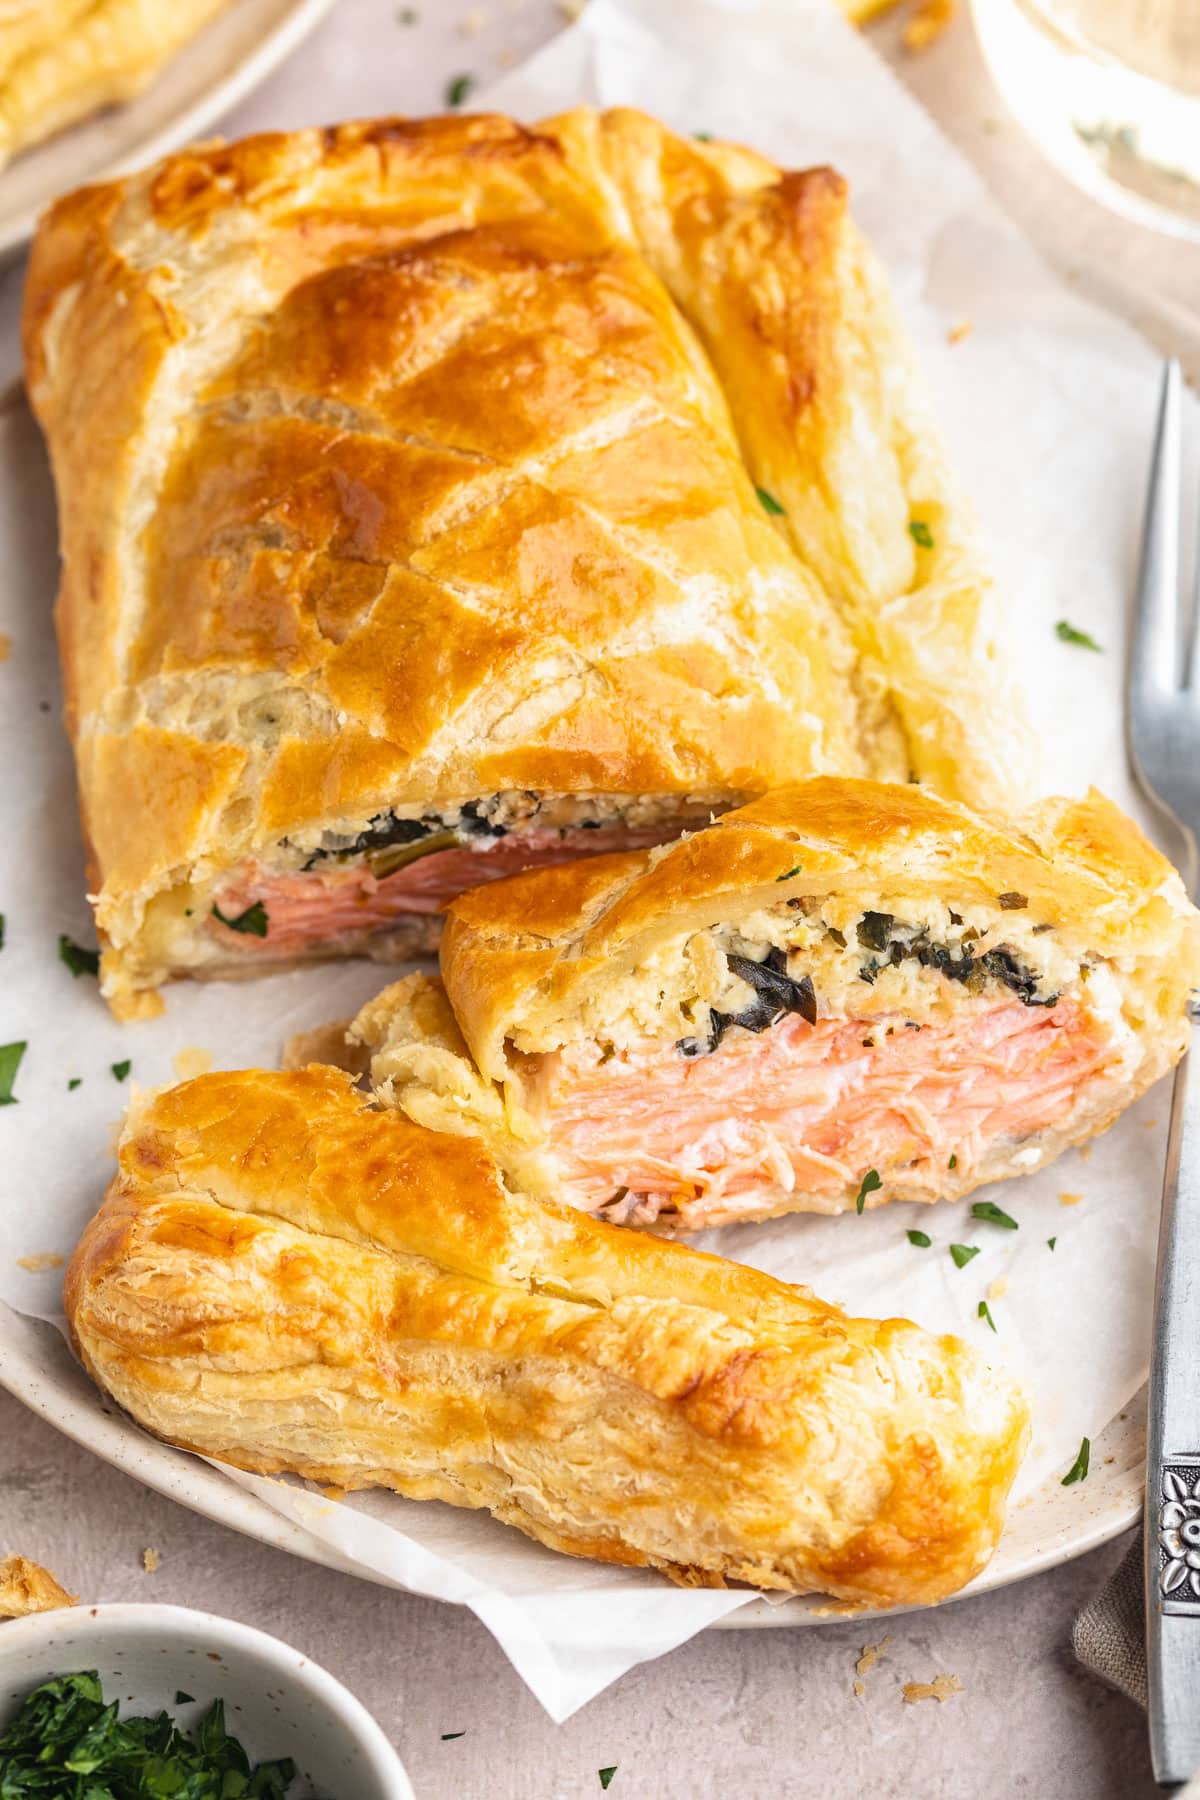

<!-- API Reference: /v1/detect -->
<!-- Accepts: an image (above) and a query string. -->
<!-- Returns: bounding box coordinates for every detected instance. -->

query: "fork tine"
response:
[1131,358,1183,703]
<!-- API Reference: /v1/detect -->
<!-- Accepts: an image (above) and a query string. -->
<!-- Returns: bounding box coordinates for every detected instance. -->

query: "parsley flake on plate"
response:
[446,73,474,108]
[1055,619,1103,652]
[599,1771,618,1791]
[111,1059,131,1083]
[67,1077,81,1091]
[1047,1236,1057,1250]
[971,1200,1018,1230]
[907,1229,932,1248]
[58,933,99,977]
[950,1243,980,1269]
[0,1041,26,1106]
[442,1731,466,1740]
[855,1169,882,1215]
[977,1299,998,1333]
[1062,1437,1091,1485]
[755,485,785,516]
[212,900,269,938]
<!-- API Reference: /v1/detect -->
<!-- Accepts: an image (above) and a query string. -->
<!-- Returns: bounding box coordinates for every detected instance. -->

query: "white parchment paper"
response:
[1,0,1193,1720]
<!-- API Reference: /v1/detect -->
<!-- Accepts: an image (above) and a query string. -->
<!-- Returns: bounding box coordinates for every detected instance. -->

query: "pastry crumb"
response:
[172,1046,213,1081]
[856,1633,893,1678]
[0,632,11,662]
[460,5,488,30]
[141,1547,161,1573]
[903,0,956,51]
[853,1632,893,1696]
[496,43,515,64]
[1077,1144,1092,1163]
[903,1673,962,1704]
[556,0,586,15]
[1144,1118,1159,1130]
[16,1252,64,1273]
[987,1276,1008,1301]
[947,319,973,345]
[1059,1191,1083,1207]
[0,1555,76,1618]
[321,1486,348,1502]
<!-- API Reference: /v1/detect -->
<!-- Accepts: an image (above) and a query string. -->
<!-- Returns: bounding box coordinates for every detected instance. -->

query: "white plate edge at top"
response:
[0,0,335,260]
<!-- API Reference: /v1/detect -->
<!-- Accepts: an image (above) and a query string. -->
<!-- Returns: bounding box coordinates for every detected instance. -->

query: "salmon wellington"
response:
[24,106,1026,1016]
[348,779,1200,1231]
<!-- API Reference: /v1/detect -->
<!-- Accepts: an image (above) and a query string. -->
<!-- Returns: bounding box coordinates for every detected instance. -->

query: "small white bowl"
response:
[0,1602,413,1798]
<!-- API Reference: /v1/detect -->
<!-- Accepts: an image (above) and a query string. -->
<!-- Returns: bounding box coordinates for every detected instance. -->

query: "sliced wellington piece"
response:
[349,778,1200,1230]
[66,1066,1030,1604]
[25,106,1026,1016]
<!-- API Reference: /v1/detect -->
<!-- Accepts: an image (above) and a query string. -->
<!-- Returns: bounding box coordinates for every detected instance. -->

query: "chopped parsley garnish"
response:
[1062,1437,1091,1485]
[0,1041,26,1106]
[948,1154,957,1170]
[756,485,785,516]
[58,933,99,977]
[693,130,713,141]
[212,900,269,938]
[855,1169,882,1215]
[599,1771,618,1791]
[977,1299,998,1333]
[0,1672,298,1796]
[971,1200,1018,1230]
[1055,619,1103,652]
[775,865,801,882]
[950,1243,980,1269]
[397,4,418,18]
[0,913,5,950]
[908,519,934,549]
[1047,1236,1057,1250]
[442,1730,466,1740]
[446,73,474,108]
[174,1691,195,1705]
[67,1077,81,1091]
[111,1059,131,1083]
[907,1229,932,1248]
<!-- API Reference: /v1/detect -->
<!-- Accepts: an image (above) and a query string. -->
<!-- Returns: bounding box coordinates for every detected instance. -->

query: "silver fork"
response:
[1130,358,1200,1787]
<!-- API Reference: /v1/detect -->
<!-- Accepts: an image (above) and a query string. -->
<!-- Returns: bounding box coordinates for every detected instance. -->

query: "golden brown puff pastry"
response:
[0,1,233,169]
[0,1554,76,1618]
[23,106,1027,1017]
[65,1065,1030,1605]
[350,777,1200,1231]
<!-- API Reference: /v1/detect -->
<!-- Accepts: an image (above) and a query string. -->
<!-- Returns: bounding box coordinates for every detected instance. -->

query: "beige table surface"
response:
[4,2,1197,1795]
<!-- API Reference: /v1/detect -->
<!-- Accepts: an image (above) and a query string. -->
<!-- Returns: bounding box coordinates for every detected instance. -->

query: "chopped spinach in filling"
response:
[675,911,1057,1060]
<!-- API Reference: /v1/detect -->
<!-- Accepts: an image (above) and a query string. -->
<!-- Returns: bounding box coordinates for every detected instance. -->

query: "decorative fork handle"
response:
[1146,1034,1200,1786]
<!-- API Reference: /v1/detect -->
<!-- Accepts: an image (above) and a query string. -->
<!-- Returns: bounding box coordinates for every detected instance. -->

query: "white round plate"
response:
[0,1306,1143,1630]
[0,0,334,259]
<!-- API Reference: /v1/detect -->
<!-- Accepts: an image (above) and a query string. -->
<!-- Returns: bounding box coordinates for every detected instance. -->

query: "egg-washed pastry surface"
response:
[65,1065,1029,1605]
[24,105,1026,1017]
[351,777,1200,1231]
[0,1,233,170]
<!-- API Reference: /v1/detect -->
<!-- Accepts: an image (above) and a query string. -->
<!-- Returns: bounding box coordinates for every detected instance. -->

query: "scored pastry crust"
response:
[65,1066,1030,1605]
[0,0,233,169]
[351,777,1199,1222]
[23,105,1027,1012]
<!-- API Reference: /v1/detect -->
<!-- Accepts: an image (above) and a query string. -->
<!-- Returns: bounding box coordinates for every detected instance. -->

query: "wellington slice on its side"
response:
[349,778,1200,1230]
